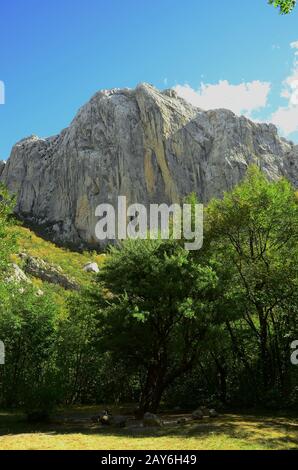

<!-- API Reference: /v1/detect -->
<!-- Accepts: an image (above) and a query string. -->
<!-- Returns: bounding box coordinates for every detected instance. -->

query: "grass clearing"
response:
[0,408,297,450]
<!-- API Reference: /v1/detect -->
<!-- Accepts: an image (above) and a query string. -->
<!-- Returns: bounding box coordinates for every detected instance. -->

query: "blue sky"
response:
[1,0,298,160]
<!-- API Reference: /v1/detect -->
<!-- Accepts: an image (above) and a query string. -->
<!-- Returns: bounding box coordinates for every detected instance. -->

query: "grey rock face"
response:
[1,83,297,248]
[21,254,79,290]
[5,262,44,296]
[0,161,5,177]
[5,263,31,284]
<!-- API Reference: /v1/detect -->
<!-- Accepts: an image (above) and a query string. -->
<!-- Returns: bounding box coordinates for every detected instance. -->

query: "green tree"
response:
[56,288,102,404]
[0,283,59,414]
[269,0,296,14]
[97,238,217,413]
[205,167,298,400]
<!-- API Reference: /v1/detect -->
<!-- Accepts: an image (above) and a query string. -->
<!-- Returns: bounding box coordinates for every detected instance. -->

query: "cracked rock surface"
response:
[1,83,297,248]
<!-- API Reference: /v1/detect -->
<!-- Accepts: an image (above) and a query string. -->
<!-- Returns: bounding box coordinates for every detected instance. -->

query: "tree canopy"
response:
[1,168,297,416]
[269,0,296,14]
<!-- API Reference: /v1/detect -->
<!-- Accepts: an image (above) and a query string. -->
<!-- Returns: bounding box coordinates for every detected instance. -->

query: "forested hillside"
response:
[1,167,297,417]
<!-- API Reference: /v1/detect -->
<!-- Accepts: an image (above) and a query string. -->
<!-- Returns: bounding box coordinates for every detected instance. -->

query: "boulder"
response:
[209,409,218,418]
[143,412,163,427]
[200,406,210,417]
[83,262,99,273]
[177,417,188,424]
[191,409,204,420]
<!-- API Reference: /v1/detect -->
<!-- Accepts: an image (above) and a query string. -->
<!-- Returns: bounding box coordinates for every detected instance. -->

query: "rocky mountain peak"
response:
[1,83,297,248]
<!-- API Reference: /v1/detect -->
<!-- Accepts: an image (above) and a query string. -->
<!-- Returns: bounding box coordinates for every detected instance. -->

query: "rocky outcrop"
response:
[20,254,79,290]
[5,263,30,284]
[0,161,5,177]
[5,263,44,296]
[1,83,297,248]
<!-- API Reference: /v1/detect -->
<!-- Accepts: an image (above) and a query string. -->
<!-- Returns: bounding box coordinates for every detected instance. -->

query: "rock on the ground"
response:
[5,262,44,295]
[191,409,204,420]
[200,406,211,417]
[83,262,99,273]
[209,409,218,418]
[177,417,189,424]
[21,254,79,290]
[5,263,31,284]
[1,83,297,248]
[143,412,163,427]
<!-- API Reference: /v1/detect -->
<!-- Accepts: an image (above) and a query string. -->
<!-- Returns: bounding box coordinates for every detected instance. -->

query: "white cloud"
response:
[173,42,298,139]
[174,80,271,118]
[270,41,298,136]
[271,107,298,135]
[290,40,298,50]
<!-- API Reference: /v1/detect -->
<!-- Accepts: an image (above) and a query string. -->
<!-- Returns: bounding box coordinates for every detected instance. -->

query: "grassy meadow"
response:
[0,408,297,450]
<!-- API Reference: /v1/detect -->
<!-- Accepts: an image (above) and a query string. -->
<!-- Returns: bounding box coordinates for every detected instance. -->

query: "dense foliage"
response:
[0,169,297,416]
[268,0,296,14]
[96,239,217,412]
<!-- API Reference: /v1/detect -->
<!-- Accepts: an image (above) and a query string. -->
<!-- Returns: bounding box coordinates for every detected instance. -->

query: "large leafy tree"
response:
[205,167,298,398]
[97,239,217,413]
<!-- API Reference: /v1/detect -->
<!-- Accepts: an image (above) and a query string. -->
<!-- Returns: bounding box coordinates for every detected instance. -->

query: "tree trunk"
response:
[139,363,166,413]
[258,310,271,393]
[214,356,227,404]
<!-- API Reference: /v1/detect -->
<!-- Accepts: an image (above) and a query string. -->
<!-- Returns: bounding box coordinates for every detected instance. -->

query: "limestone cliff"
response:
[1,83,297,247]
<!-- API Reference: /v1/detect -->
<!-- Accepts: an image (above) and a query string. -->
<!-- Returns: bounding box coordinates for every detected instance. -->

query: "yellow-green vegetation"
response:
[0,409,297,450]
[8,225,106,287]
